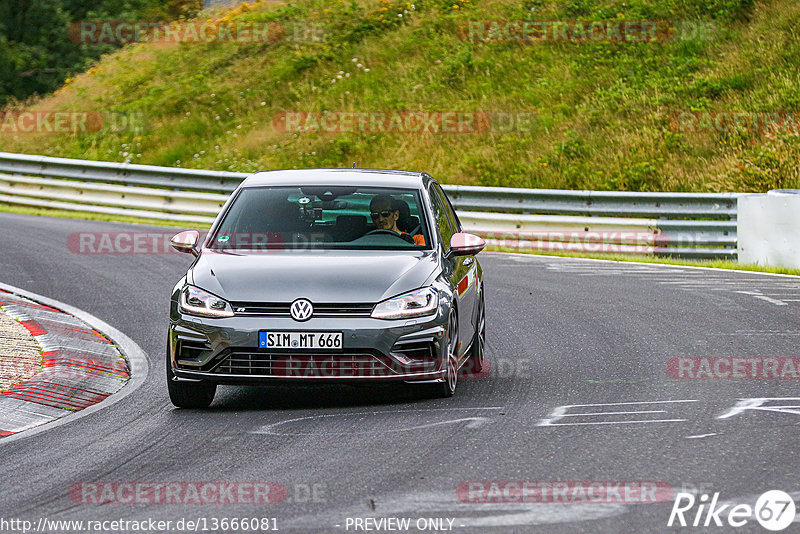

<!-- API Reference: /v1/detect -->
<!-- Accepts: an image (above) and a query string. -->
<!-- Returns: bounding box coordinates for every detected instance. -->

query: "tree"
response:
[0,0,82,105]
[0,0,202,106]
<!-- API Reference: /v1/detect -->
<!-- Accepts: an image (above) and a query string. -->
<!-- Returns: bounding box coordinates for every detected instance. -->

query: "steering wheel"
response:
[364,229,407,239]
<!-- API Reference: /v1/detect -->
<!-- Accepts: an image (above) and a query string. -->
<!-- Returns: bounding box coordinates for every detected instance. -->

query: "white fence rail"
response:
[0,152,739,259]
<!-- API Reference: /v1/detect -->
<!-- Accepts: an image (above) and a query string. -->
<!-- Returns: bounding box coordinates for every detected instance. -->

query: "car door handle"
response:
[462,257,473,266]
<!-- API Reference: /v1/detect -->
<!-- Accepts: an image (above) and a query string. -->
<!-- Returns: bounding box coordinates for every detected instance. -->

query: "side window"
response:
[433,184,461,233]
[428,185,454,248]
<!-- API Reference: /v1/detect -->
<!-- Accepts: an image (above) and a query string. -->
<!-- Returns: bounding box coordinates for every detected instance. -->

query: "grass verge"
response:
[2,0,799,192]
[0,203,210,229]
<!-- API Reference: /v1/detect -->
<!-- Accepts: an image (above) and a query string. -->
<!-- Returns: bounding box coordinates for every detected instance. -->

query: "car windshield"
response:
[209,185,431,251]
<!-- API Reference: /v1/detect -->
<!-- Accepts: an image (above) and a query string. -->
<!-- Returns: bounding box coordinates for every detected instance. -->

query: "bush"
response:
[726,130,800,191]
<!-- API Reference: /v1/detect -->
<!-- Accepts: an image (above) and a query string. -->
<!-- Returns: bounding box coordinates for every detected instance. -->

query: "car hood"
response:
[189,249,439,303]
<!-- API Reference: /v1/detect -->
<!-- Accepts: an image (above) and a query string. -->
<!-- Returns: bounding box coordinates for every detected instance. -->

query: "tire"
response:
[430,310,458,398]
[466,289,486,375]
[166,354,216,408]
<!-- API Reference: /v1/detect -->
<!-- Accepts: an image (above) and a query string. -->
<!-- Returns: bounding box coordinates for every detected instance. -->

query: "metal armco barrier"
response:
[0,152,739,259]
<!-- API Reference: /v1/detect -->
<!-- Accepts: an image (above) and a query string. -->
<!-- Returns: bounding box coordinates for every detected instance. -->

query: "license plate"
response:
[259,331,342,350]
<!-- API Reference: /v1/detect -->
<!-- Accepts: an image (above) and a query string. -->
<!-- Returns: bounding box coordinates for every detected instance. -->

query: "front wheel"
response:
[429,311,458,398]
[466,289,486,375]
[166,355,216,408]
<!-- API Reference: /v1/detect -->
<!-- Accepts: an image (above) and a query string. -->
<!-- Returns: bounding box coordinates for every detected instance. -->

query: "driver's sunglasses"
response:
[370,209,394,219]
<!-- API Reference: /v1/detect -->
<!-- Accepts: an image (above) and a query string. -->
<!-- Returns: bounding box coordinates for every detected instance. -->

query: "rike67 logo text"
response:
[668,490,796,531]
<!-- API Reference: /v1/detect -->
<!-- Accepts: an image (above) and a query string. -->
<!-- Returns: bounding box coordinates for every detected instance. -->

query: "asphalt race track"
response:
[1,211,800,533]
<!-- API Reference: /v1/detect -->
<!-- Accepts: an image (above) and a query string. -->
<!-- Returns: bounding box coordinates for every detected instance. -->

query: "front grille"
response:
[230,302,374,318]
[211,350,403,377]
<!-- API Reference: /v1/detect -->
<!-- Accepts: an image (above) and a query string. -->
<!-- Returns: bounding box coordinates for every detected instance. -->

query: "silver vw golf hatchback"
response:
[167,169,486,408]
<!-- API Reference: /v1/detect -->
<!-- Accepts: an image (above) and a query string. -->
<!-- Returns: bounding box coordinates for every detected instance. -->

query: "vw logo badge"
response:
[290,299,313,322]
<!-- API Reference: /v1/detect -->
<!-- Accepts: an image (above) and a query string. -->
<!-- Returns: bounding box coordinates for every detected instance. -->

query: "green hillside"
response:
[1,0,799,192]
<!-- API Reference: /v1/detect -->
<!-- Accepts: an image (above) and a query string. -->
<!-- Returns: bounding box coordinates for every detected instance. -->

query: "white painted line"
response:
[736,294,800,298]
[686,433,718,439]
[751,297,788,306]
[251,407,505,435]
[554,400,697,407]
[734,291,788,306]
[537,400,697,427]
[485,251,800,279]
[718,398,800,419]
[635,277,740,282]
[393,417,490,430]
[657,281,787,286]
[0,283,149,445]
[562,410,667,416]
[541,419,686,427]
[711,332,800,336]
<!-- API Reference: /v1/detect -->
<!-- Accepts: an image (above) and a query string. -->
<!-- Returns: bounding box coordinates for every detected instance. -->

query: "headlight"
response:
[371,287,438,319]
[180,286,234,318]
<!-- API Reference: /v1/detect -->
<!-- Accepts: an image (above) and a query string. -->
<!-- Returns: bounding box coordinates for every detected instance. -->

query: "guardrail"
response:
[0,152,739,259]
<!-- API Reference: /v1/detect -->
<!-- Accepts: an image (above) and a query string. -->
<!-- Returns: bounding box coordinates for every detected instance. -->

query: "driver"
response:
[369,194,425,245]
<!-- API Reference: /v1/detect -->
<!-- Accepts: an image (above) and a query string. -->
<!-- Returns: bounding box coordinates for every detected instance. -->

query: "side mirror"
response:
[171,230,200,256]
[448,232,485,257]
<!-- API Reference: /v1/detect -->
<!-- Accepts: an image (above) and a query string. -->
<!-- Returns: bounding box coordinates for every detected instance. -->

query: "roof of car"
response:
[240,168,430,188]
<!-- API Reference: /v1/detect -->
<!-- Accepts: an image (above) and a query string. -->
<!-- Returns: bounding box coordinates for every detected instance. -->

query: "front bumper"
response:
[169,311,447,384]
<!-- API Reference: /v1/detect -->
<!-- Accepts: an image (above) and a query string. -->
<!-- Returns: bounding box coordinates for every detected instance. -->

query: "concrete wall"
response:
[738,191,800,268]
